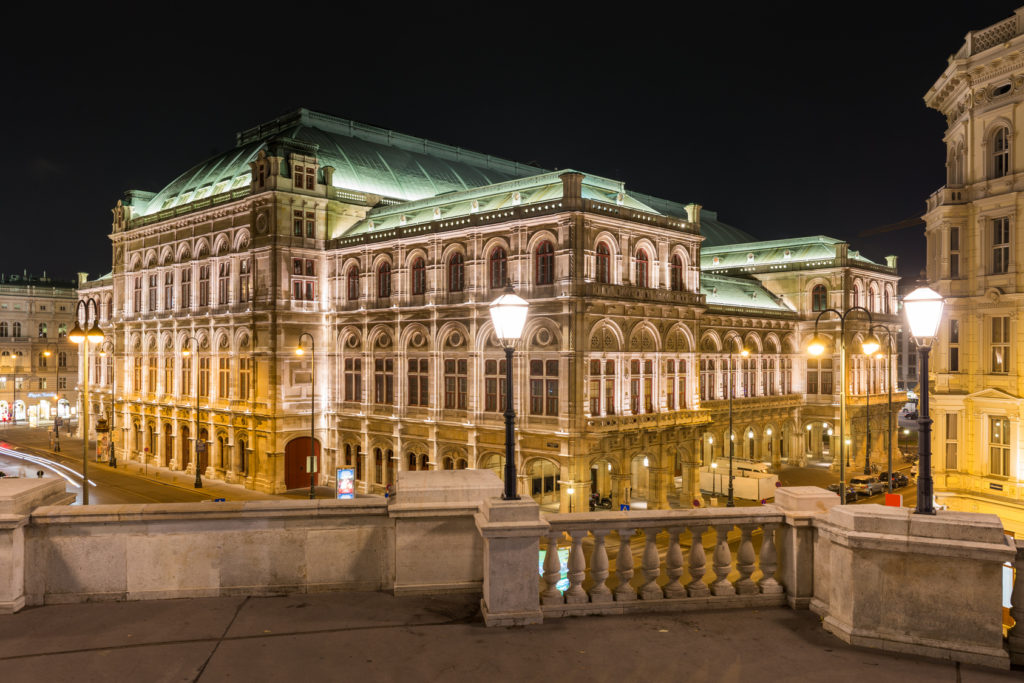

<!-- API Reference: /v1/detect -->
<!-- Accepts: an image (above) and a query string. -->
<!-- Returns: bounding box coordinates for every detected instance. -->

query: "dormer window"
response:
[294,163,315,190]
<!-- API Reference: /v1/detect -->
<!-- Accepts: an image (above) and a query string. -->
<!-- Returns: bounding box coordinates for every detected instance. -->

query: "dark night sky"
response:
[2,2,1019,284]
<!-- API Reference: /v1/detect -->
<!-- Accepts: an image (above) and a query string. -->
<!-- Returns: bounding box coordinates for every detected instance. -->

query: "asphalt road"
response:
[0,440,215,504]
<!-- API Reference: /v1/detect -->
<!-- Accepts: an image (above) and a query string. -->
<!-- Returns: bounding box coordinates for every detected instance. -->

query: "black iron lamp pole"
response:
[490,283,529,502]
[297,332,317,500]
[807,305,875,504]
[68,299,104,505]
[183,335,203,488]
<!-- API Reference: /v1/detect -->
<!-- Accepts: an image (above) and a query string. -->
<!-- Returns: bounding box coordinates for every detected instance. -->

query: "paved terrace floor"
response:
[0,592,1018,682]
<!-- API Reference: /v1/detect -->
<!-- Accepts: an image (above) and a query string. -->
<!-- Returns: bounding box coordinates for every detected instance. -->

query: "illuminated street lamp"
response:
[903,286,945,515]
[489,283,529,501]
[296,333,317,500]
[68,300,104,505]
[807,304,875,504]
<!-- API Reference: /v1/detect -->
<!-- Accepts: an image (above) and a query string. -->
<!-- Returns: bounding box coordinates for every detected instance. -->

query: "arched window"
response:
[596,242,610,284]
[670,254,684,291]
[12,322,20,337]
[852,282,861,308]
[449,253,465,292]
[867,285,878,313]
[489,247,507,289]
[993,126,1011,179]
[377,262,391,298]
[411,257,426,295]
[347,266,360,301]
[38,323,47,338]
[0,322,7,337]
[536,241,554,285]
[635,249,649,288]
[811,284,827,312]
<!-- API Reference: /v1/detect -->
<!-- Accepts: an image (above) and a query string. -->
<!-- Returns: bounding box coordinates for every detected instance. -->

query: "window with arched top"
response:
[670,254,684,291]
[449,253,465,292]
[347,266,360,301]
[377,263,391,298]
[536,241,554,285]
[411,257,426,295]
[635,249,649,288]
[852,282,861,308]
[489,247,507,289]
[596,242,610,284]
[993,126,1011,179]
[867,285,878,313]
[811,284,827,312]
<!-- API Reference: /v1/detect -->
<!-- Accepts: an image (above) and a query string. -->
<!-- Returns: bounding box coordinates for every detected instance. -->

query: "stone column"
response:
[475,497,548,627]
[648,466,670,510]
[610,473,630,510]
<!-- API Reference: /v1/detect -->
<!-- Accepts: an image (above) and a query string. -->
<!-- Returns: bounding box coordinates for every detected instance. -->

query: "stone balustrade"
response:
[538,508,786,618]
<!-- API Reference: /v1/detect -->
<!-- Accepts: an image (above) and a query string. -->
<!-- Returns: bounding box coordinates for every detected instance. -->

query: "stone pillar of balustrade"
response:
[475,495,549,627]
[0,478,75,614]
[773,486,839,610]
[817,504,1015,669]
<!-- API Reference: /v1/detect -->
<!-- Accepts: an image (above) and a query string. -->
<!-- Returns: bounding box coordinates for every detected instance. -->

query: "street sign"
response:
[306,455,318,473]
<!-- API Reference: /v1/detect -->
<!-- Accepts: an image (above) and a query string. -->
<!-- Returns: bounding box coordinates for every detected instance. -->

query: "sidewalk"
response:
[0,591,1016,682]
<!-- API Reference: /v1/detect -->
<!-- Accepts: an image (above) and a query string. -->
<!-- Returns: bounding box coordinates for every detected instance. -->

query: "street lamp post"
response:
[69,300,104,505]
[711,460,718,497]
[867,325,895,492]
[807,305,874,504]
[489,283,529,502]
[182,336,203,489]
[99,341,117,468]
[860,333,881,475]
[296,333,317,500]
[903,286,945,515]
[727,343,750,508]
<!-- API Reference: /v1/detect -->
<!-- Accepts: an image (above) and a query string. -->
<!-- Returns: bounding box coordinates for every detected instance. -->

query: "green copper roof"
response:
[701,273,793,312]
[701,235,883,271]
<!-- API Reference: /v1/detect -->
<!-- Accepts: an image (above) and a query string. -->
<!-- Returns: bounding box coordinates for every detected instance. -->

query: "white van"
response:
[713,459,771,475]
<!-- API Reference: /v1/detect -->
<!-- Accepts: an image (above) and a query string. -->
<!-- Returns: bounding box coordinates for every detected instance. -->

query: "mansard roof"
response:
[700,235,888,273]
[700,273,792,313]
[131,108,759,247]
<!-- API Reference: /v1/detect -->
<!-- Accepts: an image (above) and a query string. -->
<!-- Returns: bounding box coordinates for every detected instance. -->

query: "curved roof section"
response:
[140,109,546,217]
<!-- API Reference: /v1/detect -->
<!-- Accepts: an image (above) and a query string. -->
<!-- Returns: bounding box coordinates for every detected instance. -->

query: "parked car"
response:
[826,483,859,503]
[878,471,910,488]
[849,476,885,496]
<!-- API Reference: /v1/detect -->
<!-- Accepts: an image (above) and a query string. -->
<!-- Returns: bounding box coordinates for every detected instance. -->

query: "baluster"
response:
[541,531,564,605]
[640,527,663,600]
[686,524,710,597]
[614,528,637,601]
[758,523,783,594]
[589,529,612,603]
[664,526,686,598]
[711,524,736,596]
[733,524,758,595]
[564,530,588,604]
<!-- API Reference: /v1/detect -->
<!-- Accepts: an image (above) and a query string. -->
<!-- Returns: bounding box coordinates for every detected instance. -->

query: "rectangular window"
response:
[444,358,468,410]
[58,376,67,390]
[218,262,230,305]
[374,358,394,405]
[344,358,362,402]
[945,413,958,470]
[820,358,833,395]
[781,358,792,394]
[198,357,210,398]
[530,359,559,416]
[605,360,615,415]
[165,357,173,395]
[148,274,157,312]
[989,416,1010,476]
[992,316,1010,373]
[993,217,1010,274]
[407,358,429,406]
[238,356,251,401]
[164,272,174,310]
[700,359,715,402]
[305,211,315,238]
[486,359,507,413]
[198,265,210,307]
[133,276,142,313]
[949,319,959,372]
[133,357,141,392]
[239,259,251,302]
[949,227,960,279]
[293,210,303,237]
[292,259,316,301]
[180,268,192,309]
[806,359,818,395]
[148,356,156,393]
[218,357,230,399]
[665,360,675,410]
[762,358,775,395]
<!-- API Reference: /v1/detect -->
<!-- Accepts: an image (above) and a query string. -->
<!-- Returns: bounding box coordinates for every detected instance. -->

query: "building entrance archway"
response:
[285,437,320,490]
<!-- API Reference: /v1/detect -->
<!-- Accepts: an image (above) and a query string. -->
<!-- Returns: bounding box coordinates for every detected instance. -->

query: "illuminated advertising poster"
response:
[337,468,355,499]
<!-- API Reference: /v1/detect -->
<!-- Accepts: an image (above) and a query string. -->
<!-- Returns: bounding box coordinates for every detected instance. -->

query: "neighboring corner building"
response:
[925,7,1024,533]
[78,108,899,511]
[0,272,78,426]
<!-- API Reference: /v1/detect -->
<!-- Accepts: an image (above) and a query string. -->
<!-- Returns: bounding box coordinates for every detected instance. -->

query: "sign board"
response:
[196,441,206,453]
[337,468,354,499]
[884,493,902,507]
[306,455,318,473]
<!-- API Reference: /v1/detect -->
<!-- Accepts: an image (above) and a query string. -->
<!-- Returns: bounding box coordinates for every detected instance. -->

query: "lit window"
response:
[989,416,1010,476]
[991,316,1010,373]
[945,413,958,471]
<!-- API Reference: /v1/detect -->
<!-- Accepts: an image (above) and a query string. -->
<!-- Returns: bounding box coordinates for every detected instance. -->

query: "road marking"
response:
[0,443,96,489]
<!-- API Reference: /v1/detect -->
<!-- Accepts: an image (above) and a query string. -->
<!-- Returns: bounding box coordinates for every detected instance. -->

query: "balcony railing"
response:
[926,185,967,212]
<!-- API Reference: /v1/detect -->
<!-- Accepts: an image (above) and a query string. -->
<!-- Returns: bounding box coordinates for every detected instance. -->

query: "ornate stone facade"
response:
[925,8,1024,533]
[77,109,900,511]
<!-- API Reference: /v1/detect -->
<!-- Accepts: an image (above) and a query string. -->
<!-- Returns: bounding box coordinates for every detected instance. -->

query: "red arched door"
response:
[285,437,320,490]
